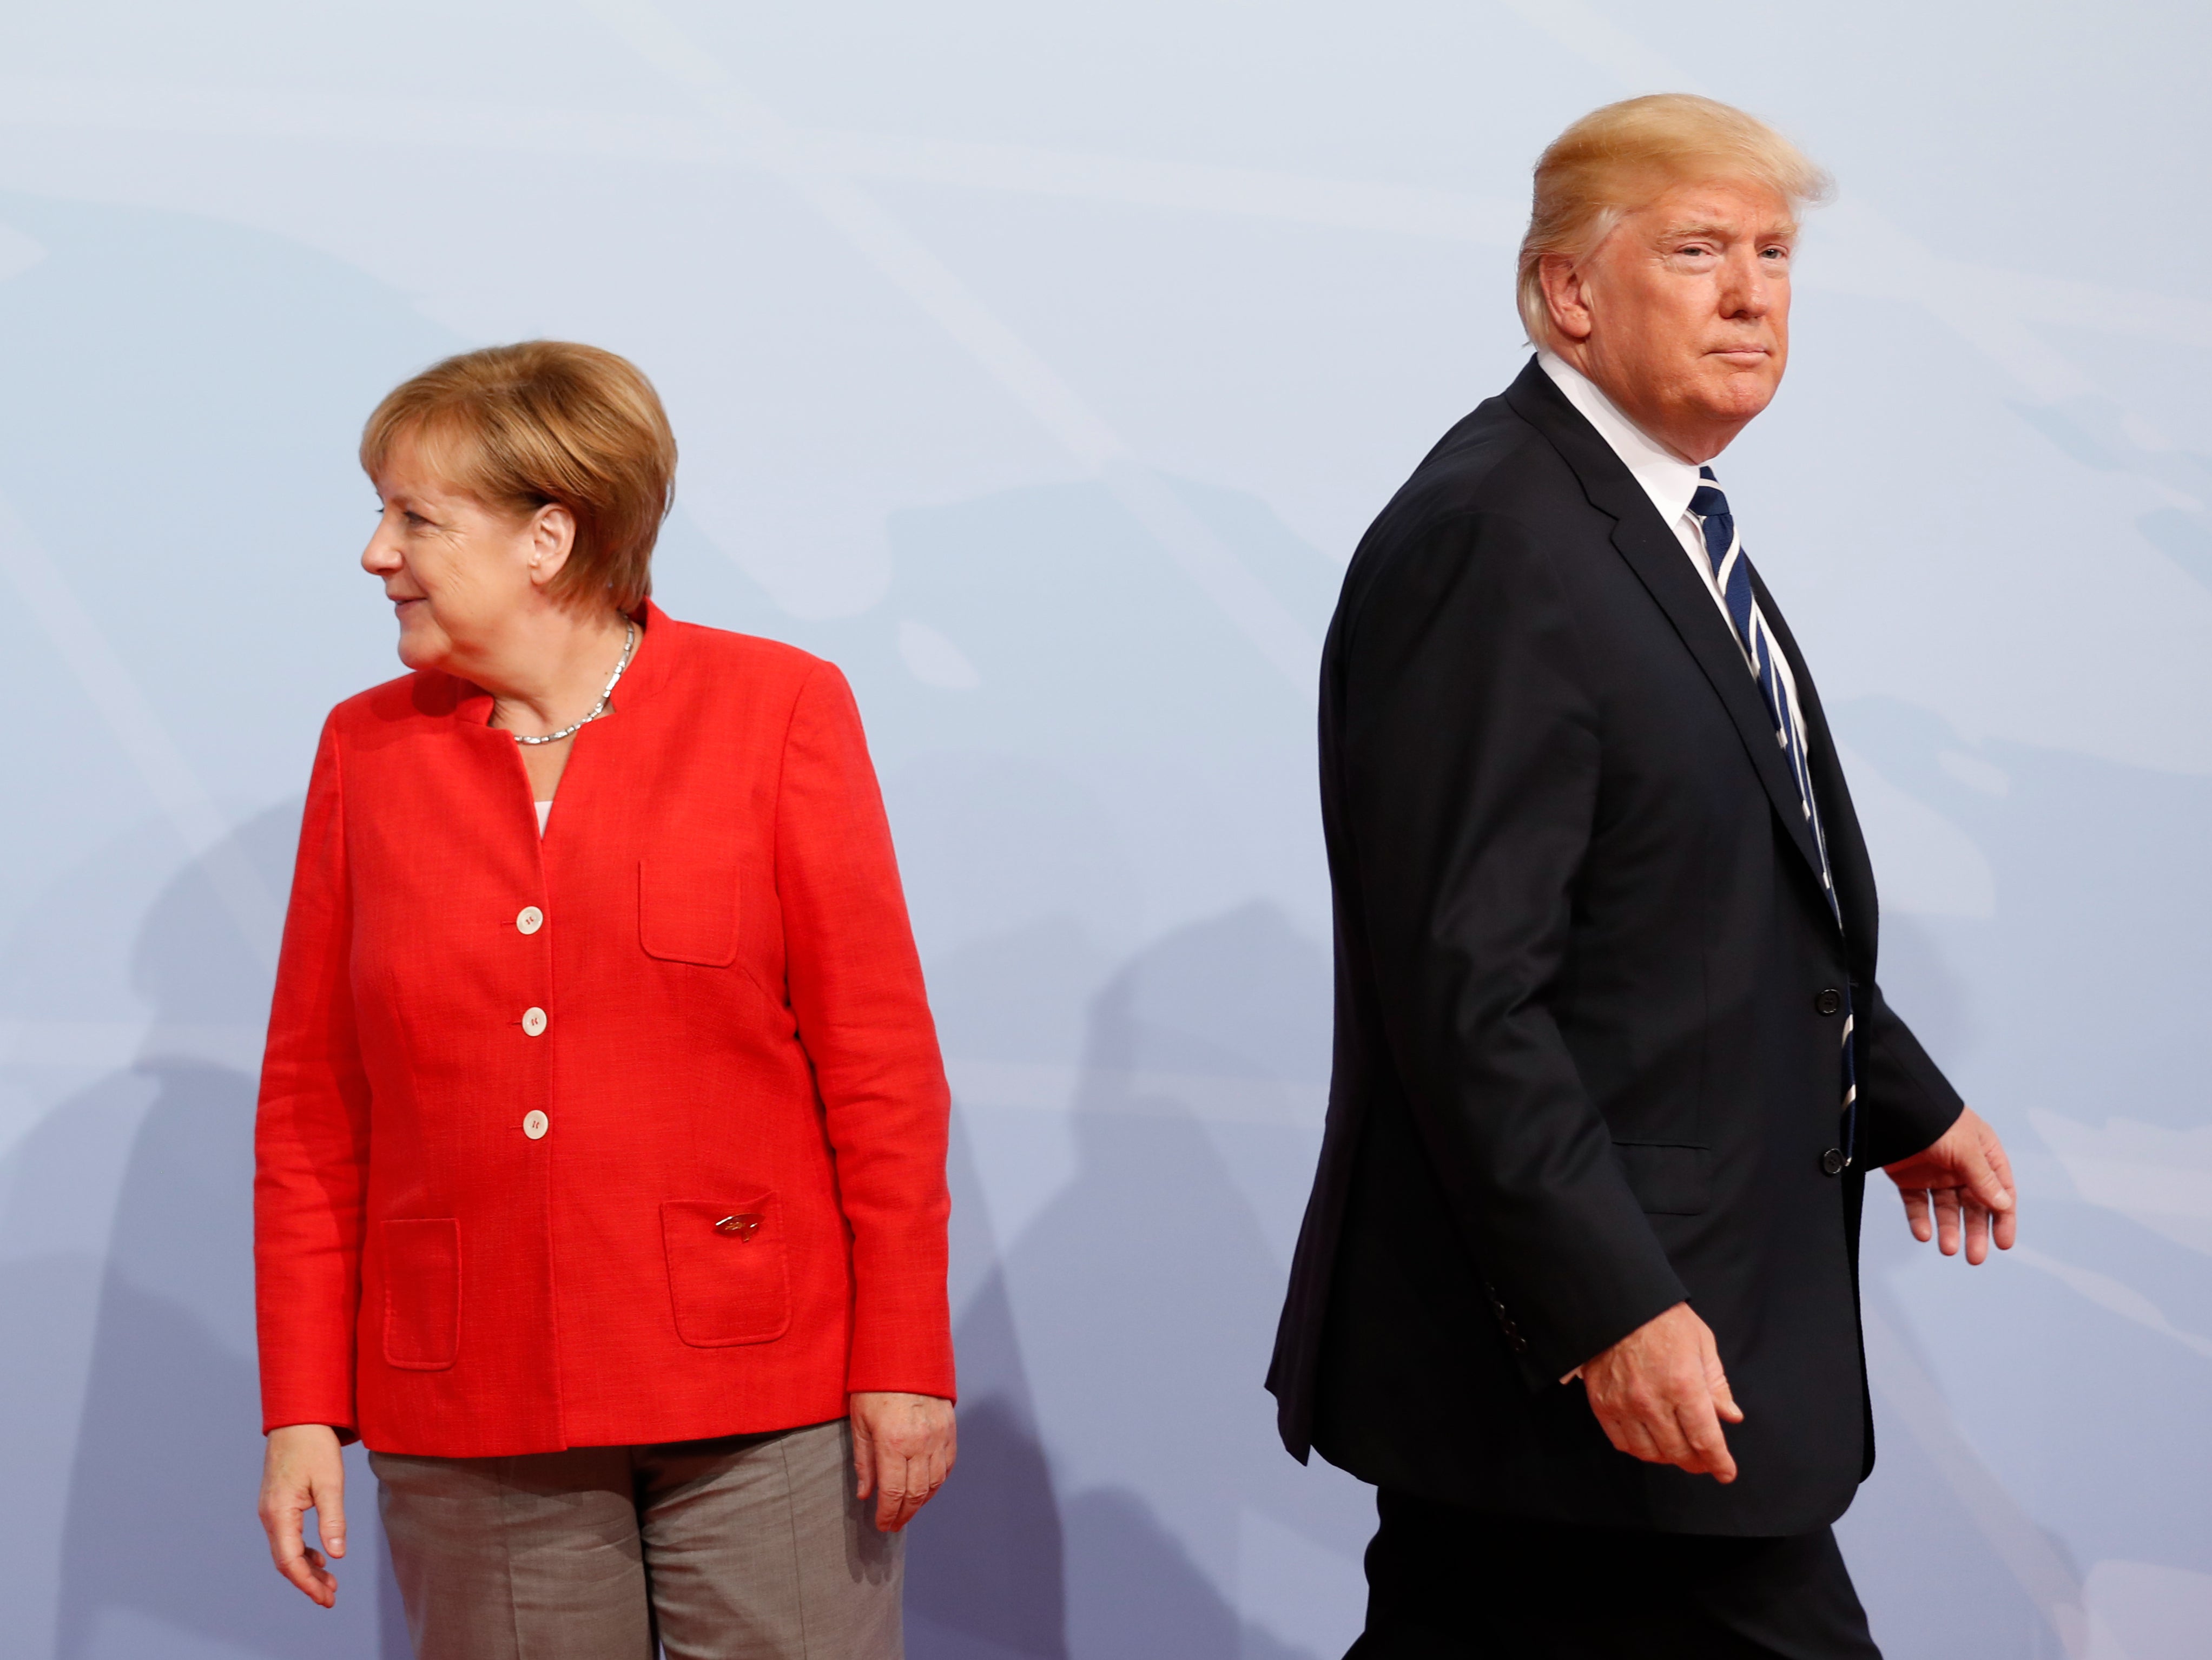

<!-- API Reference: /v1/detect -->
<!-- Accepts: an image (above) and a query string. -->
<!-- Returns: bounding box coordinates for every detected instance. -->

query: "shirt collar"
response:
[1536,350,1703,530]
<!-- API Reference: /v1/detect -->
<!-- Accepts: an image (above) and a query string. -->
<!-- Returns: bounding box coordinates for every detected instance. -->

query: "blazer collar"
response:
[442,597,679,729]
[1748,562,1878,967]
[1501,357,1829,895]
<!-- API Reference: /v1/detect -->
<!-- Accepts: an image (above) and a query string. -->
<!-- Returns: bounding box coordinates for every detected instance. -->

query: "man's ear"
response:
[525,504,578,589]
[1539,254,1595,345]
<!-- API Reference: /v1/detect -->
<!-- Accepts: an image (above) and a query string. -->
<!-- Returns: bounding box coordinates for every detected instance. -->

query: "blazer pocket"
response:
[1612,1143,1710,1216]
[638,855,741,967]
[380,1218,461,1370]
[661,1195,792,1347]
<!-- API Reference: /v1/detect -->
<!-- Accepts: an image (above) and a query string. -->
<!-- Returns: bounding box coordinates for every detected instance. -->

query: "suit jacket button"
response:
[1820,1147,1846,1176]
[1815,988,1844,1016]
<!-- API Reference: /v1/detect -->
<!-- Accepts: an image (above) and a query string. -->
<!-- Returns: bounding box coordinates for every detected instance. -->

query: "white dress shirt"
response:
[1535,350,1809,765]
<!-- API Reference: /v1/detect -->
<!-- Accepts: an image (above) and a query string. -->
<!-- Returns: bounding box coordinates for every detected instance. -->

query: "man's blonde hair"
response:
[361,341,676,614]
[1516,94,1832,350]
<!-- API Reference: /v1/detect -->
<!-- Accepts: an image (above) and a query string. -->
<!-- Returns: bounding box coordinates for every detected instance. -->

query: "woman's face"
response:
[361,435,569,673]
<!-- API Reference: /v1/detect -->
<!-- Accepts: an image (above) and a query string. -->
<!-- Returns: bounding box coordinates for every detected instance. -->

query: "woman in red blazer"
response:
[254,341,955,1658]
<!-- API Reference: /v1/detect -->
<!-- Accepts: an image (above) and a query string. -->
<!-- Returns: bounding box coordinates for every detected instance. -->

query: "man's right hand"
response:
[1579,1301,1743,1484]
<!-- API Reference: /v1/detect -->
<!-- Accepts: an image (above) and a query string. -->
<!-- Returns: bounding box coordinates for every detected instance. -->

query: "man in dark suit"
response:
[1267,94,2018,1657]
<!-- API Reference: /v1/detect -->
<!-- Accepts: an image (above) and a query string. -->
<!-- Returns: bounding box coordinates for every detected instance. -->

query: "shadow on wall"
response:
[908,900,1350,1660]
[39,812,1350,1658]
[1826,704,2212,1659]
[900,715,2212,1660]
[2008,396,2212,596]
[1839,1200,2079,1660]
[48,802,405,1660]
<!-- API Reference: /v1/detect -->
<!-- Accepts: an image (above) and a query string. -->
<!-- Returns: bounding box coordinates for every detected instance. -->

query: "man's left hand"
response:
[1883,1105,2017,1265]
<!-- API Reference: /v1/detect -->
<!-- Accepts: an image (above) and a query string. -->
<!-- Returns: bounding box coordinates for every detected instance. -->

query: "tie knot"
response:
[1691,465,1729,520]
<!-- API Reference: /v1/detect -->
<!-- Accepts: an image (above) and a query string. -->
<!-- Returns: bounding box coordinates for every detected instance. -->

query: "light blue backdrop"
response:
[3,2,2208,1656]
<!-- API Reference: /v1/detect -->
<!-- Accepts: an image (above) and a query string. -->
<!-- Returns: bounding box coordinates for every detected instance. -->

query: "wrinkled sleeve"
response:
[777,663,956,1400]
[254,714,372,1439]
[1340,513,1687,1385]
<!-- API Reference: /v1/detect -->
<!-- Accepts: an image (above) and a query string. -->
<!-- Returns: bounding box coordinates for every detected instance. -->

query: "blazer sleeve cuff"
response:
[1857,981,1966,1169]
[846,1342,958,1402]
[261,1402,360,1444]
[846,1282,958,1401]
[1508,1255,1689,1393]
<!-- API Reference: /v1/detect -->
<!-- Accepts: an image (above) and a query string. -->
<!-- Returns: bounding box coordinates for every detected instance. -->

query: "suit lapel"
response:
[1748,565,1878,969]
[1502,360,1828,892]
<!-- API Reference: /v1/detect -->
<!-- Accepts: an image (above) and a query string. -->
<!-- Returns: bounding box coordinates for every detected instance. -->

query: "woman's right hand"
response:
[258,1424,347,1607]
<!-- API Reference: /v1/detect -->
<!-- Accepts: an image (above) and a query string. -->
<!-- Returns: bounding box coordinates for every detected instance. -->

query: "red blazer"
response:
[254,603,954,1457]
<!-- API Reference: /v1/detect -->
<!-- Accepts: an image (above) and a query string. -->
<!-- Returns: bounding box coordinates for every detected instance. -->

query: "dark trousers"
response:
[1348,1490,1881,1659]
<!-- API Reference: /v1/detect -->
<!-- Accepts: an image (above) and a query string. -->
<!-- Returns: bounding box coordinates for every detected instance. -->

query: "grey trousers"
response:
[370,1418,902,1660]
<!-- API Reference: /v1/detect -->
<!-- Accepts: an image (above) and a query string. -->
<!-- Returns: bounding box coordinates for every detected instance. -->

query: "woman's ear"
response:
[524,504,578,590]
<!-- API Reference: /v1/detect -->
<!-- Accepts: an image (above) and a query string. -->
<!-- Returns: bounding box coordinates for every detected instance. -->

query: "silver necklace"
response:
[510,618,637,746]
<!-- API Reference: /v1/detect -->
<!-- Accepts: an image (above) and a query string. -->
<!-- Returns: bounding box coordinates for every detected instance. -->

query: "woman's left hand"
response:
[850,1391,956,1532]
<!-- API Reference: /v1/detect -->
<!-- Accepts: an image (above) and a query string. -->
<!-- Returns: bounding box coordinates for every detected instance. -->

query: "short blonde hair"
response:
[1516,94,1832,350]
[361,340,676,613]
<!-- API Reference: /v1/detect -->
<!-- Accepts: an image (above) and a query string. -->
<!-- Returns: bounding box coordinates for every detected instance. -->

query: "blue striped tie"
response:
[1691,467,1859,1168]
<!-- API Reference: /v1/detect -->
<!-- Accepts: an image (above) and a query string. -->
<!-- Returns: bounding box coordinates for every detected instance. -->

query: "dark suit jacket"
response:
[1266,359,1963,1536]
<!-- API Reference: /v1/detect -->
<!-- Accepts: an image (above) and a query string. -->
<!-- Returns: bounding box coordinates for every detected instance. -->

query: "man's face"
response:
[1551,177,1796,461]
